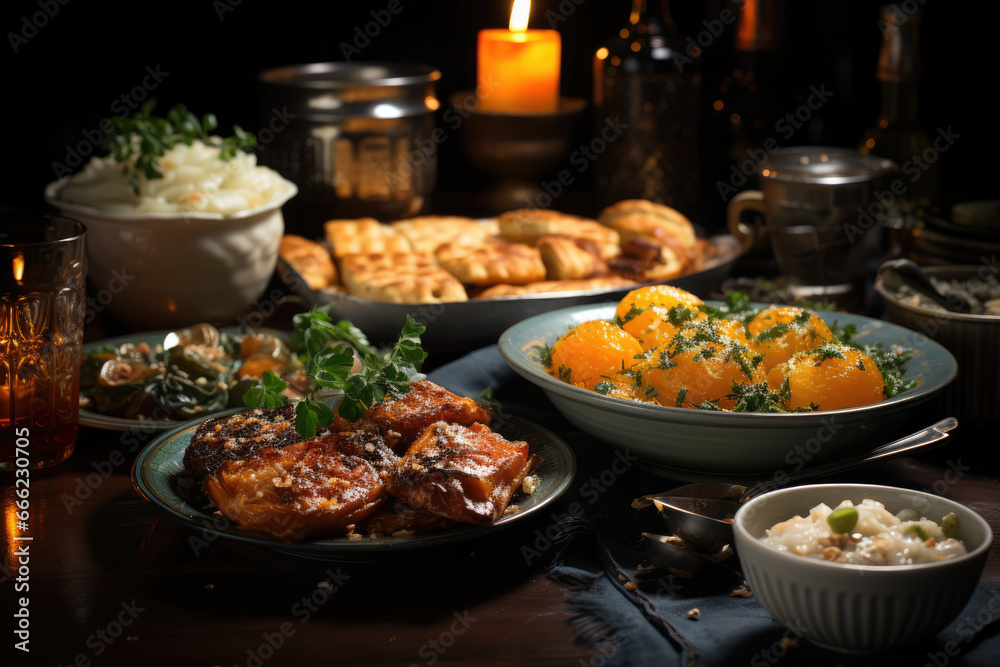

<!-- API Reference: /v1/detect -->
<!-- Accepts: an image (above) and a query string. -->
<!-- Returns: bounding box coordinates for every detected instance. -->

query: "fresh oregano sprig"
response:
[242,312,427,439]
[102,99,258,195]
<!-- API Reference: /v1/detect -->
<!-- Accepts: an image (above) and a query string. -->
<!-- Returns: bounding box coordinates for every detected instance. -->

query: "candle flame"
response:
[509,0,530,32]
[12,253,24,282]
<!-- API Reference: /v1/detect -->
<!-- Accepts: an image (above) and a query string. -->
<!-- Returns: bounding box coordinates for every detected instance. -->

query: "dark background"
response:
[1,0,992,233]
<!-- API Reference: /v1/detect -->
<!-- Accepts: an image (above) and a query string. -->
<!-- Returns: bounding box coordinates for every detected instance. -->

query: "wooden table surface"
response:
[3,422,596,667]
[4,273,999,667]
[6,386,999,667]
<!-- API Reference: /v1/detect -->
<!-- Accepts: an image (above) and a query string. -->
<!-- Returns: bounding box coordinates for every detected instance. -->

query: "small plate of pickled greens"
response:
[78,310,417,433]
[79,323,301,431]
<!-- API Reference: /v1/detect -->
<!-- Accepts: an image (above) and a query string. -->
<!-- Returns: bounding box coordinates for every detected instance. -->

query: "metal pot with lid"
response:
[257,62,442,232]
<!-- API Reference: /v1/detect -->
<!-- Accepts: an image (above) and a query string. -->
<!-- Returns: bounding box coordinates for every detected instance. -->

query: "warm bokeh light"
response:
[736,0,759,49]
[425,96,440,111]
[595,46,609,60]
[509,0,531,32]
[12,253,24,282]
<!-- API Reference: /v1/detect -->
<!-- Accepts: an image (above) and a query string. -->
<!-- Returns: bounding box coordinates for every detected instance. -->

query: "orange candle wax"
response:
[477,28,561,113]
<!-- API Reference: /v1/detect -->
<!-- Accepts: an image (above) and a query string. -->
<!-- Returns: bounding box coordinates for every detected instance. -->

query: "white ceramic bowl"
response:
[733,483,992,654]
[45,177,297,329]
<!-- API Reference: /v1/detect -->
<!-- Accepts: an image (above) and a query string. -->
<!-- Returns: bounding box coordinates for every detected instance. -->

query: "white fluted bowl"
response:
[45,177,297,329]
[733,483,992,654]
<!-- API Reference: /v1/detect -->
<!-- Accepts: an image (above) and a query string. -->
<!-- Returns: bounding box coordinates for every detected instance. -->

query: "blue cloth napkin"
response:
[427,346,1000,667]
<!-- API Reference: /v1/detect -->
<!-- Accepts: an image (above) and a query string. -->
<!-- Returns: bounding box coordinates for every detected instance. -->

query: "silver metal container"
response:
[876,263,1000,430]
[728,147,898,310]
[257,62,441,231]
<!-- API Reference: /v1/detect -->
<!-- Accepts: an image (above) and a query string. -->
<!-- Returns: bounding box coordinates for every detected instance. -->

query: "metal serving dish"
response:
[279,234,742,352]
[876,262,1000,429]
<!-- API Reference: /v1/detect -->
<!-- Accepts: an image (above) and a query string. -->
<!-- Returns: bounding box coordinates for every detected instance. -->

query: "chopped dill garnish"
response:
[619,305,645,324]
[809,343,847,364]
[727,382,787,413]
[752,321,790,343]
[675,388,688,407]
[533,343,553,368]
[666,306,695,326]
[595,382,614,395]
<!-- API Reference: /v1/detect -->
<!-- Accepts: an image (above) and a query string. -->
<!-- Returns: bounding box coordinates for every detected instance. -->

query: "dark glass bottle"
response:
[592,0,702,219]
[713,0,783,189]
[858,5,938,207]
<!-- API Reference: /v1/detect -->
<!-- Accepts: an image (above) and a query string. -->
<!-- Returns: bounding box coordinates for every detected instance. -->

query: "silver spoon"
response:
[633,417,958,548]
[878,259,972,313]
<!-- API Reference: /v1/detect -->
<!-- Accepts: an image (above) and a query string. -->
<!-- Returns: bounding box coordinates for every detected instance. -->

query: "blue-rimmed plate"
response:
[498,302,958,480]
[79,327,288,432]
[131,410,576,559]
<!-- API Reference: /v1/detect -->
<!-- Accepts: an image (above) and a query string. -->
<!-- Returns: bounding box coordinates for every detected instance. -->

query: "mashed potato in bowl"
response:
[44,134,298,328]
[55,139,295,217]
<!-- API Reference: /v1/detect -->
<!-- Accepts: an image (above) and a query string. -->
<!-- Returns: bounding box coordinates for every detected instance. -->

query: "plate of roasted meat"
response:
[131,380,575,558]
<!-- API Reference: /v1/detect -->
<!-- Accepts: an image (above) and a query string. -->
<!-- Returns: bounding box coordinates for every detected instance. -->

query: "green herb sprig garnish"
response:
[103,99,258,195]
[243,311,427,439]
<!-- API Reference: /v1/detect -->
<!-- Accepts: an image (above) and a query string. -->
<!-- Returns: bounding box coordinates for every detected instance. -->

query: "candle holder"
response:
[450,91,587,213]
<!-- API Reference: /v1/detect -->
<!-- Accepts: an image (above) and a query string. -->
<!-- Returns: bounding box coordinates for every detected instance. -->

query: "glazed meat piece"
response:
[184,405,308,477]
[365,501,456,536]
[311,428,400,477]
[386,421,538,525]
[362,380,493,447]
[204,439,386,542]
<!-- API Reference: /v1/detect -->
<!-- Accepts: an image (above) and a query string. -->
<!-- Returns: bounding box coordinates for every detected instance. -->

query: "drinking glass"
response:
[1,214,87,470]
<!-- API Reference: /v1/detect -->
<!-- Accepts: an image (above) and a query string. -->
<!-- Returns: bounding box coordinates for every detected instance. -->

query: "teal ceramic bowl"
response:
[498,302,958,478]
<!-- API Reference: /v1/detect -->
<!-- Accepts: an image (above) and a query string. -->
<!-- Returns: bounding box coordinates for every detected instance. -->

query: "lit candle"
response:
[477,0,561,113]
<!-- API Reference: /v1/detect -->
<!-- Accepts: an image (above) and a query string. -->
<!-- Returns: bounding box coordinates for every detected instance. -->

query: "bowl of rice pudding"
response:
[45,139,297,329]
[733,483,992,654]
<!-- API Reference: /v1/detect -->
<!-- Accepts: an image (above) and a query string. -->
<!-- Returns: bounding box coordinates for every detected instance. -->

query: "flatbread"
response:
[390,216,494,255]
[435,239,547,286]
[536,235,607,280]
[496,209,621,261]
[339,252,468,303]
[324,218,412,258]
[279,234,338,290]
[597,199,698,249]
